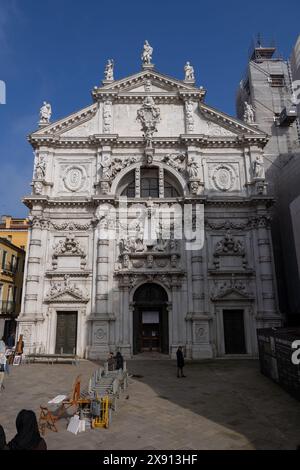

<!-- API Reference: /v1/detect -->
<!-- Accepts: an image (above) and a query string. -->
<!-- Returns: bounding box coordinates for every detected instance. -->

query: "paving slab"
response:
[0,359,300,449]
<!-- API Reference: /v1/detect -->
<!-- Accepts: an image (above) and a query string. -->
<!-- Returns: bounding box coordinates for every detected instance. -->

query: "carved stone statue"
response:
[39,101,52,124]
[243,101,255,123]
[34,155,46,180]
[163,153,186,173]
[104,59,114,81]
[184,62,195,81]
[187,158,199,178]
[141,40,153,65]
[253,155,265,179]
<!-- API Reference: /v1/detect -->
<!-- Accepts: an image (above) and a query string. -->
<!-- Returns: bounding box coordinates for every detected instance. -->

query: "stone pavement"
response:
[0,358,300,450]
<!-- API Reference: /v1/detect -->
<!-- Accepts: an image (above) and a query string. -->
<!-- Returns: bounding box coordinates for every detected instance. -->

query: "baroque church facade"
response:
[18,43,282,359]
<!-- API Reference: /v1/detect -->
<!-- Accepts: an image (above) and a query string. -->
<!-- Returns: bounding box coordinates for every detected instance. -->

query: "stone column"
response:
[22,217,42,317]
[170,278,181,358]
[118,275,131,358]
[96,239,109,314]
[18,208,45,353]
[255,210,278,320]
[89,237,110,359]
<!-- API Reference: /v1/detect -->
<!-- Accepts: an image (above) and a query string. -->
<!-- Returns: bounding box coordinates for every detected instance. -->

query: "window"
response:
[2,251,7,269]
[141,169,159,198]
[164,181,179,198]
[121,180,135,197]
[269,74,285,87]
[119,167,182,199]
[13,286,17,302]
[11,255,16,272]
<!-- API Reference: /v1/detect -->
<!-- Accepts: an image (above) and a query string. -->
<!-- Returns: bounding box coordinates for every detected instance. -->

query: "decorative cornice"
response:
[23,196,96,209]
[28,133,269,150]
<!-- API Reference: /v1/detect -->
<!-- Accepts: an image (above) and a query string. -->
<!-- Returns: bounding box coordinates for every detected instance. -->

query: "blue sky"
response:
[0,0,299,216]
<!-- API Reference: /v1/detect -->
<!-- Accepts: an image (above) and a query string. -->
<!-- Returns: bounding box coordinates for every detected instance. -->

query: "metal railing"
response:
[1,263,17,274]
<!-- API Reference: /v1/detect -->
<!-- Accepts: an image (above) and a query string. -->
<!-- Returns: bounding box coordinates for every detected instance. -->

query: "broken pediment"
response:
[211,280,254,301]
[45,275,89,303]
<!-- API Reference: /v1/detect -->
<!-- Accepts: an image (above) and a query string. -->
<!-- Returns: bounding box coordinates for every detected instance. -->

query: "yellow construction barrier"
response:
[91,396,110,429]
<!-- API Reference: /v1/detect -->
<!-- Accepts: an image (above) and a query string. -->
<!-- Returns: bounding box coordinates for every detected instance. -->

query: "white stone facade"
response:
[18,63,282,359]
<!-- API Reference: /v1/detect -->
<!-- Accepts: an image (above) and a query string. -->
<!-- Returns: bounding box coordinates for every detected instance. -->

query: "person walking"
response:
[107,352,115,371]
[8,410,47,450]
[176,346,186,378]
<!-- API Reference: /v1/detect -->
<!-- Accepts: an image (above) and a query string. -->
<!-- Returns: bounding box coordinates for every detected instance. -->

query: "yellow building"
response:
[0,215,29,250]
[0,237,25,340]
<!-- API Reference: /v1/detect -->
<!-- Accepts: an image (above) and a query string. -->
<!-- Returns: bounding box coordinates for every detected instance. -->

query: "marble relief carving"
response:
[63,165,86,192]
[45,274,89,302]
[52,234,86,270]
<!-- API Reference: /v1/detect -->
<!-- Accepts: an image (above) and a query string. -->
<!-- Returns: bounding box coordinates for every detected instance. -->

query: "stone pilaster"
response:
[255,210,279,322]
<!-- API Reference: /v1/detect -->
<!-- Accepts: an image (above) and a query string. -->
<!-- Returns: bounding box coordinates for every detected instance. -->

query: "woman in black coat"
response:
[0,425,9,450]
[8,410,47,450]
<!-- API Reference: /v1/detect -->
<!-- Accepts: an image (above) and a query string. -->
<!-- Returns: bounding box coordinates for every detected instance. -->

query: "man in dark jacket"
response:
[176,346,186,378]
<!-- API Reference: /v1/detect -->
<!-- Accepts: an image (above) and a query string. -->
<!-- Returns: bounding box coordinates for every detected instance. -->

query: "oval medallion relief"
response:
[212,165,235,191]
[95,328,106,341]
[63,166,86,192]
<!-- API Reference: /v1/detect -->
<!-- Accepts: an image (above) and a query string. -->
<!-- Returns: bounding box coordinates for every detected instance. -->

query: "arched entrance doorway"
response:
[133,283,169,355]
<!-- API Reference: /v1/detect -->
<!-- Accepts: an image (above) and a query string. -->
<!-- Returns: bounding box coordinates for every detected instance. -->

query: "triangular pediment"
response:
[97,69,200,94]
[30,103,98,137]
[212,287,254,301]
[29,69,267,142]
[45,287,89,303]
[199,103,264,136]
